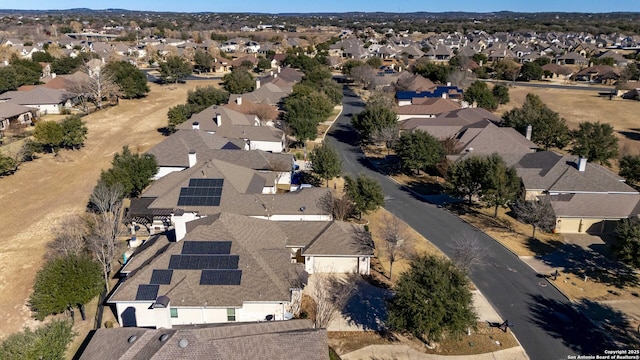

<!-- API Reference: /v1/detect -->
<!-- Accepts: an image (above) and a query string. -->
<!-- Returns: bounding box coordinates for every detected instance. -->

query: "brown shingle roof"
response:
[396,98,461,115]
[78,320,328,360]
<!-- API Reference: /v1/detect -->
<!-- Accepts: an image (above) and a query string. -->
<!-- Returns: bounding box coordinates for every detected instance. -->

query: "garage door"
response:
[312,257,358,273]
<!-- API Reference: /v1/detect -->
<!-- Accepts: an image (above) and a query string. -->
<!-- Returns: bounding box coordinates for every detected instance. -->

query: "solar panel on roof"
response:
[182,241,232,255]
[135,284,159,301]
[150,269,173,285]
[168,255,239,270]
[200,270,242,285]
[177,178,224,207]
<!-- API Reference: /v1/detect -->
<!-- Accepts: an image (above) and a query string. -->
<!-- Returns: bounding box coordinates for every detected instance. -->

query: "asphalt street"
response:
[325,85,613,360]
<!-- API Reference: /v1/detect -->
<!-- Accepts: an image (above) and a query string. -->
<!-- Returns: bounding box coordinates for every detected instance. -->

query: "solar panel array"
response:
[150,269,173,285]
[200,269,242,285]
[182,241,232,255]
[168,255,239,270]
[177,178,224,207]
[189,178,224,187]
[135,284,159,301]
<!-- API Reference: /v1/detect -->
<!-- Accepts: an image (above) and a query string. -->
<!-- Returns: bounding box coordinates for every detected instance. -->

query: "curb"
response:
[320,105,343,142]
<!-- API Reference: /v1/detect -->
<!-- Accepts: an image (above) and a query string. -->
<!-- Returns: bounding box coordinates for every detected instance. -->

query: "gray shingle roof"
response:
[146,130,243,167]
[5,87,74,105]
[78,320,328,360]
[550,193,640,218]
[136,159,329,217]
[515,151,638,194]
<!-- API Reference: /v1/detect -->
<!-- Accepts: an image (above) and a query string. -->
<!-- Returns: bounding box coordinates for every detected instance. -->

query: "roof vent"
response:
[128,335,137,343]
[178,338,189,348]
[159,334,169,342]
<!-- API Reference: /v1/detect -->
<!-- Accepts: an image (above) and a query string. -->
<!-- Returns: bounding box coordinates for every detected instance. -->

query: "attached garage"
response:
[555,217,618,234]
[305,256,370,275]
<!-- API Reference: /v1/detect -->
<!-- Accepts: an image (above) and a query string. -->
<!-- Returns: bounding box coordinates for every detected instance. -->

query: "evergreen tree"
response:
[620,155,640,186]
[0,320,75,360]
[386,255,477,344]
[352,104,398,141]
[512,197,556,239]
[394,130,445,174]
[159,55,192,83]
[222,68,255,94]
[502,93,570,150]
[100,146,158,197]
[104,61,150,99]
[29,255,103,320]
[309,141,342,187]
[344,174,384,219]
[60,115,88,150]
[446,155,489,205]
[33,121,64,153]
[481,154,521,217]
[612,219,640,269]
[570,121,619,166]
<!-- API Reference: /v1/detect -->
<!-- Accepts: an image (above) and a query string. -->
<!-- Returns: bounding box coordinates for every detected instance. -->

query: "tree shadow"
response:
[341,277,392,333]
[618,130,640,141]
[156,126,174,137]
[529,240,640,289]
[527,293,640,354]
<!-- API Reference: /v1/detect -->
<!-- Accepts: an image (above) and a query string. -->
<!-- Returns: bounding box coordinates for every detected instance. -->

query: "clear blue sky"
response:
[2,0,640,13]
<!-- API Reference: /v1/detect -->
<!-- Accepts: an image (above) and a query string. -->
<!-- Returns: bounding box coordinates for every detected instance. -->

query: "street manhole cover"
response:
[539,282,547,287]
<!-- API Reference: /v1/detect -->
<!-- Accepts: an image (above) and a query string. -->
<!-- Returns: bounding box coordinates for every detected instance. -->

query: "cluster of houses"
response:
[96,65,373,334]
[393,73,640,234]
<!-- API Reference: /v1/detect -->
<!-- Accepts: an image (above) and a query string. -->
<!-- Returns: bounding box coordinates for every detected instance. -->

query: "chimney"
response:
[215,113,221,127]
[525,124,532,140]
[191,121,199,130]
[51,72,56,78]
[270,70,273,76]
[236,96,242,105]
[256,79,261,89]
[441,92,447,99]
[446,82,451,86]
[274,73,277,78]
[188,151,197,168]
[578,157,587,172]
[277,65,281,73]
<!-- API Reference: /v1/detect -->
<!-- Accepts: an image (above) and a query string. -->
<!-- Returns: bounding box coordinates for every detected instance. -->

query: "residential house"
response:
[574,65,619,84]
[542,63,573,80]
[175,105,285,153]
[0,102,34,132]
[108,212,371,328]
[555,52,589,66]
[400,107,538,163]
[597,50,629,67]
[0,87,75,115]
[395,86,463,106]
[513,151,640,233]
[77,320,329,360]
[127,158,332,237]
[395,98,461,120]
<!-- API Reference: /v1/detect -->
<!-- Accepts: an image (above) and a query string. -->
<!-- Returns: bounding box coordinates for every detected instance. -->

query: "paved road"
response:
[325,86,612,360]
[480,79,613,92]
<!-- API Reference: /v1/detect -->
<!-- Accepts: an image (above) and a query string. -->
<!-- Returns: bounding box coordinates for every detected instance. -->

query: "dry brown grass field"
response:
[496,84,640,157]
[0,80,221,339]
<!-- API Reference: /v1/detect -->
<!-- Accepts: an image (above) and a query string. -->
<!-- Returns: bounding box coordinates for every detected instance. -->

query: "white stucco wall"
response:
[25,103,62,115]
[305,256,370,275]
[238,302,286,322]
[249,140,284,153]
[172,212,205,241]
[251,214,333,222]
[397,114,435,121]
[115,302,156,327]
[154,166,186,180]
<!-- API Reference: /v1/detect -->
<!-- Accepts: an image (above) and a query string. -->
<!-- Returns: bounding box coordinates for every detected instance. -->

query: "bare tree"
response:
[351,65,376,88]
[371,123,400,156]
[73,62,122,111]
[512,197,556,240]
[381,213,413,280]
[47,215,87,259]
[450,231,488,274]
[284,266,308,316]
[85,182,125,291]
[89,180,124,214]
[318,191,354,221]
[309,273,357,328]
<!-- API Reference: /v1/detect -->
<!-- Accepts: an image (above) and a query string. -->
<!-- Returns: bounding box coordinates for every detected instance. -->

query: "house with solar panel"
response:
[175,105,286,153]
[108,213,372,328]
[145,129,294,182]
[128,156,332,238]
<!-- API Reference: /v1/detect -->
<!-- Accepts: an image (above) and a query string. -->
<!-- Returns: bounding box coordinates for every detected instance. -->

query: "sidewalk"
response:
[341,345,529,360]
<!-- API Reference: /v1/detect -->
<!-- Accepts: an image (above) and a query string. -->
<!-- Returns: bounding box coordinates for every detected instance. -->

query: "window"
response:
[170,308,178,318]
[227,308,236,322]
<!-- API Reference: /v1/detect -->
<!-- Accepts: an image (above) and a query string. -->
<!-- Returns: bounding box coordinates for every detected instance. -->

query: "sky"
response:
[2,0,640,13]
